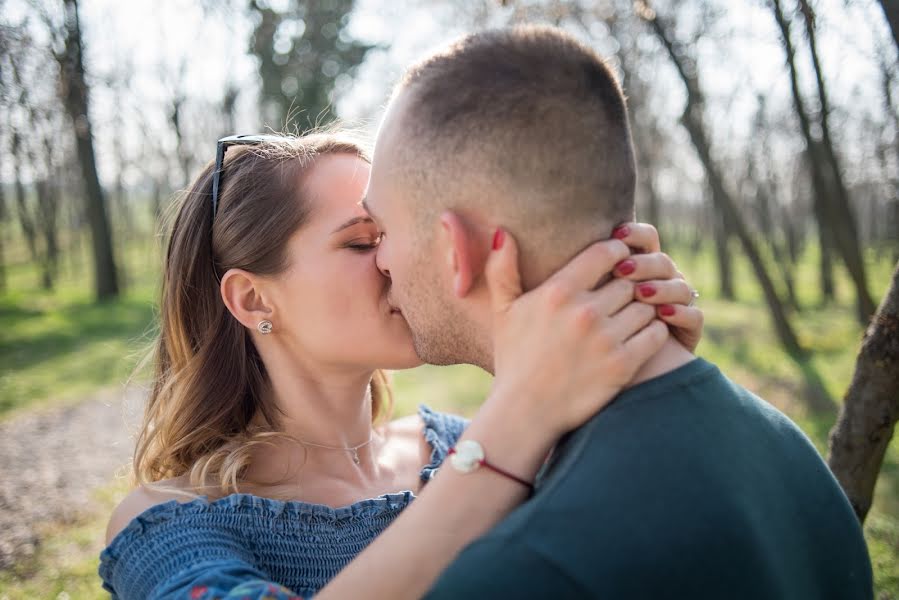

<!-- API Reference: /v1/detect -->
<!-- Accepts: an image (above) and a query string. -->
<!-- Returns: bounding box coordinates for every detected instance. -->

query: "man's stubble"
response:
[401,250,491,371]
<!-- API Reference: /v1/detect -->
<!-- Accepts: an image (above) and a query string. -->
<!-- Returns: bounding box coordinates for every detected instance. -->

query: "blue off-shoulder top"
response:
[99,405,469,600]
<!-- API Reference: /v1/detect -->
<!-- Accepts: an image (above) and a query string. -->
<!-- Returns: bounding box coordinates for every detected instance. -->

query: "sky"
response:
[1,0,895,189]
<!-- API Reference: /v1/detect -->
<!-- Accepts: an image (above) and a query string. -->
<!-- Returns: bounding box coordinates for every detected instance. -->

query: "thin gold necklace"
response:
[298,435,374,465]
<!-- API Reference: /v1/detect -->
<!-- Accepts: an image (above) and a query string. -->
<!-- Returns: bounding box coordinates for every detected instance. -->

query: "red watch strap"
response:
[448,446,535,492]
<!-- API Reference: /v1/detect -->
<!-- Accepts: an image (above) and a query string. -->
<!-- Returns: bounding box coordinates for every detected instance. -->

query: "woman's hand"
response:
[318,228,675,600]
[610,222,703,352]
[486,229,669,440]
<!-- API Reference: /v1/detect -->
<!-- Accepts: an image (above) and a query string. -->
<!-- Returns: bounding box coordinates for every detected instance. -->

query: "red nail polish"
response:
[612,225,630,239]
[615,259,636,275]
[492,228,505,250]
[659,304,676,317]
[638,284,656,298]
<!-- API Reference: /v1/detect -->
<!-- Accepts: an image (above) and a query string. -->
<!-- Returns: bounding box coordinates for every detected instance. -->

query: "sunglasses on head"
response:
[211,134,288,220]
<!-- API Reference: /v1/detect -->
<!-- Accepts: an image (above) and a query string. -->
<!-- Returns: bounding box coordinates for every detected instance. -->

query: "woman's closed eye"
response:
[346,234,382,252]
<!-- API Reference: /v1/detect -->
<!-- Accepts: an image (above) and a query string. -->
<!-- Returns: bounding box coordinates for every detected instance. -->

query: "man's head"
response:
[366,25,637,370]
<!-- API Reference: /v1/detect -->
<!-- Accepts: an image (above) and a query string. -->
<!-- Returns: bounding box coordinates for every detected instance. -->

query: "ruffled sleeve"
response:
[418,404,470,482]
[99,499,299,600]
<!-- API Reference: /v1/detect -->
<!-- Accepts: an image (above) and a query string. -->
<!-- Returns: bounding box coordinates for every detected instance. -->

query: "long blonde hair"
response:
[133,133,392,500]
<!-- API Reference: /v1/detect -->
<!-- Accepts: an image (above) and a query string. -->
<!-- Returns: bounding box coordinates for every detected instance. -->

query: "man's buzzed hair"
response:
[389,25,637,283]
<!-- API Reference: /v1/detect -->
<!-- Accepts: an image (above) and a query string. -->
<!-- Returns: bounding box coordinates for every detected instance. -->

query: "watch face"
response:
[450,439,485,473]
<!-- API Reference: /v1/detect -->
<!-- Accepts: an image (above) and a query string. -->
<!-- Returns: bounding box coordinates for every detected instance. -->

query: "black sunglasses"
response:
[211,134,287,220]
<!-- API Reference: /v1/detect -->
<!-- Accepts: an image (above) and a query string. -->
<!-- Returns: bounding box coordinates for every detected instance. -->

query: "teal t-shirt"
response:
[426,358,872,599]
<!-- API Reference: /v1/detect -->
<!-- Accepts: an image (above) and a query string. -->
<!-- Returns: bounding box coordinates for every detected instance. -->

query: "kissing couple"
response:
[100,25,871,600]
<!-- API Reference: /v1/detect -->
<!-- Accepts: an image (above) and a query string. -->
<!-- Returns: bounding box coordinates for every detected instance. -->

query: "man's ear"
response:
[438,210,489,298]
[220,268,275,330]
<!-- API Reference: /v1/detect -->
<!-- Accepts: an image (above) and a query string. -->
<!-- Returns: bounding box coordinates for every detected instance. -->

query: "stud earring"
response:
[257,320,273,334]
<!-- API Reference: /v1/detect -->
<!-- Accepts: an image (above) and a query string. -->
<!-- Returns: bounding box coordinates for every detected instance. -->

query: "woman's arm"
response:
[192,223,704,600]
[317,230,678,599]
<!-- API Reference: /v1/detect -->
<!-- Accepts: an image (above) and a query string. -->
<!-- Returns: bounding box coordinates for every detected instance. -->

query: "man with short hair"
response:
[363,25,872,598]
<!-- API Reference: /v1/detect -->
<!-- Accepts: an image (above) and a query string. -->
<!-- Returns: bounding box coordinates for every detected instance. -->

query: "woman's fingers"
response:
[588,278,636,317]
[604,302,657,342]
[549,239,630,296]
[612,252,679,282]
[621,319,670,364]
[657,304,704,352]
[612,222,662,254]
[632,278,693,305]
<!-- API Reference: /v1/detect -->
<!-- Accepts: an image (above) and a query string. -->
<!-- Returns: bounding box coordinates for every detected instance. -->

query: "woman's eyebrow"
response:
[332,215,375,234]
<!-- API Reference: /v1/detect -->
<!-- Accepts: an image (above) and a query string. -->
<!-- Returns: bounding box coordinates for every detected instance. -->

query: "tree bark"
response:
[0,143,6,293]
[798,0,876,321]
[56,0,119,300]
[640,3,811,365]
[35,179,58,290]
[713,209,736,300]
[815,190,836,303]
[774,0,875,323]
[828,259,899,522]
[10,130,39,264]
[756,178,800,311]
[878,0,899,51]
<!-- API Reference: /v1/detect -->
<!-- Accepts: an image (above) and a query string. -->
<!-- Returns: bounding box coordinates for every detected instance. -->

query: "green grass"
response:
[0,233,160,420]
[1,231,897,597]
[0,479,130,600]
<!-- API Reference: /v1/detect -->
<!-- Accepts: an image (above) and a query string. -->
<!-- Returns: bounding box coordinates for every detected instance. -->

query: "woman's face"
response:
[265,153,422,371]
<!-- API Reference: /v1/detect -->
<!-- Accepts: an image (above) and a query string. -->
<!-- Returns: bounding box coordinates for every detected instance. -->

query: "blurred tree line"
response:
[0,0,897,522]
[0,0,370,299]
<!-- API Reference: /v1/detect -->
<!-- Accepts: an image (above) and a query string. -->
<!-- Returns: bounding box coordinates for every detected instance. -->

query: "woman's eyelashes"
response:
[346,233,383,252]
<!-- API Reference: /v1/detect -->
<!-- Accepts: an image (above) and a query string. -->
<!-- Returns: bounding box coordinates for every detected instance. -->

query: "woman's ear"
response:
[220,269,274,330]
[438,211,489,298]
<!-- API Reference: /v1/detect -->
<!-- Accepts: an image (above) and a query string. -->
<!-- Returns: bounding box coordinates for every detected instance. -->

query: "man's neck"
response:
[627,338,695,389]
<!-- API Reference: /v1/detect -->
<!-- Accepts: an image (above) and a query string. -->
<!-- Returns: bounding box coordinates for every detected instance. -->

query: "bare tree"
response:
[0,29,7,293]
[161,60,193,188]
[879,0,899,50]
[746,101,800,311]
[44,0,119,299]
[248,0,372,131]
[828,259,899,521]
[771,0,876,323]
[637,0,831,410]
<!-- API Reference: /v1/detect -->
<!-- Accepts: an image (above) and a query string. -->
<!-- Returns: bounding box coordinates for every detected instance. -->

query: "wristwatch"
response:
[448,439,534,492]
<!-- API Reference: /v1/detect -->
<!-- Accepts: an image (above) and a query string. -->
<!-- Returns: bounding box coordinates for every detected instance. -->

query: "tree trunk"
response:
[35,179,57,290]
[169,92,192,188]
[816,195,836,303]
[828,259,899,522]
[56,0,119,300]
[774,0,875,323]
[798,0,876,322]
[0,153,6,293]
[878,0,899,51]
[757,182,800,311]
[713,209,736,300]
[641,5,810,364]
[10,132,39,264]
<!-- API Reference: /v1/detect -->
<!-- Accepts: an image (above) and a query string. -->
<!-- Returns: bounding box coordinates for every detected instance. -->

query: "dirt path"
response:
[0,388,144,570]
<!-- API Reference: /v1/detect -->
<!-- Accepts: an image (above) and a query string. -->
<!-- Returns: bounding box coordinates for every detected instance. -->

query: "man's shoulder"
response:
[429,363,871,598]
[527,358,829,518]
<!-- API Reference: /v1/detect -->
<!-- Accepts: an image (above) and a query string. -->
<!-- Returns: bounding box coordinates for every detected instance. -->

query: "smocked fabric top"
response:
[99,405,469,600]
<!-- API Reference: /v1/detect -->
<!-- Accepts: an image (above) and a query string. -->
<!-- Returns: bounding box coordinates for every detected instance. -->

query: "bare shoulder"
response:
[383,413,425,439]
[105,475,199,546]
[379,414,432,467]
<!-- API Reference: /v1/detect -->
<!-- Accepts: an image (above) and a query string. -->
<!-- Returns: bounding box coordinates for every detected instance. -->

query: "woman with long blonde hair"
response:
[99,133,702,599]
